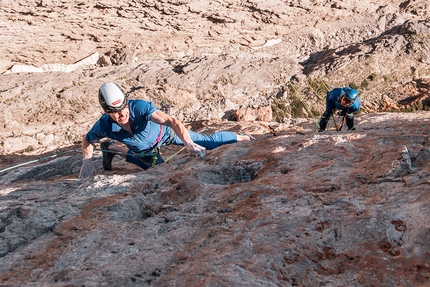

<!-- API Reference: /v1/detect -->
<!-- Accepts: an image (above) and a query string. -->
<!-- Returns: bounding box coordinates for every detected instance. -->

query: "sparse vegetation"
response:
[368,73,377,81]
[270,79,328,122]
[399,101,426,112]
[271,98,289,122]
[304,78,330,101]
[289,93,308,118]
[72,81,84,86]
[214,75,232,86]
[348,82,359,90]
[360,79,369,89]
[17,146,35,154]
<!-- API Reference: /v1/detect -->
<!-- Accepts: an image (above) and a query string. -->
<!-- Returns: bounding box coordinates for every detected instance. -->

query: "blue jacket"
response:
[86,99,169,153]
[325,87,360,115]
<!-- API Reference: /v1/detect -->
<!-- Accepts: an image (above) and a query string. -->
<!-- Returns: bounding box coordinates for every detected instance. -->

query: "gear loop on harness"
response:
[133,147,159,168]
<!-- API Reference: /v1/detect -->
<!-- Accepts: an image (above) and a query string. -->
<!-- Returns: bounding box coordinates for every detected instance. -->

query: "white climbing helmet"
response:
[98,82,128,113]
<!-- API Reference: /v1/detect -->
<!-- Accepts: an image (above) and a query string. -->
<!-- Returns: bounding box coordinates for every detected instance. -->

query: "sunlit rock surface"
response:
[0,112,429,286]
[1,0,430,286]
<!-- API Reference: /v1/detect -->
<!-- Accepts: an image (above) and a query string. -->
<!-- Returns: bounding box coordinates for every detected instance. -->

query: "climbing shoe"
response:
[100,141,115,170]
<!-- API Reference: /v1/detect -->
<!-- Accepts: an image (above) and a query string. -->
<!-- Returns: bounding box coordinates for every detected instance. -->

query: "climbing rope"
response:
[0,145,187,174]
[0,149,81,174]
[96,148,129,156]
[287,81,321,129]
[165,147,186,162]
[332,109,349,131]
[305,80,326,102]
[331,111,340,130]
[99,145,185,163]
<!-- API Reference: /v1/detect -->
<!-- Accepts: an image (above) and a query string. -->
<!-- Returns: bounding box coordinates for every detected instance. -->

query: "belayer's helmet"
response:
[345,89,358,102]
[98,82,128,113]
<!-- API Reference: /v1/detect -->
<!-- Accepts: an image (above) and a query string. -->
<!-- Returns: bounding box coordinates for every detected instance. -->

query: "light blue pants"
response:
[126,128,237,169]
[169,129,237,150]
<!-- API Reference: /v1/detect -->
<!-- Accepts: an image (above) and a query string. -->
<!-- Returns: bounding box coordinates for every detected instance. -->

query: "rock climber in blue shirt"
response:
[79,82,255,179]
[317,86,360,132]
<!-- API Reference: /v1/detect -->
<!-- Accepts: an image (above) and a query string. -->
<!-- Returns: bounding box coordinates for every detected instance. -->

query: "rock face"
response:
[1,114,430,286]
[1,0,430,154]
[1,0,430,286]
[2,0,429,70]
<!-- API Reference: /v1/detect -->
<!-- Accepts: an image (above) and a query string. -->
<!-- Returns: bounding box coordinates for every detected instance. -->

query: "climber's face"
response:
[340,96,353,107]
[107,105,130,125]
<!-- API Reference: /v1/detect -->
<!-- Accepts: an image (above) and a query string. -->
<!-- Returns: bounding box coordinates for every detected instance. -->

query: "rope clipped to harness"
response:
[99,144,185,168]
[134,147,160,167]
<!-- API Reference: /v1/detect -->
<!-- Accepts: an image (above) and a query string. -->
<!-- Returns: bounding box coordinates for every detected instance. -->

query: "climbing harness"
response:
[331,111,339,130]
[134,147,160,168]
[330,112,338,131]
[98,145,160,168]
[100,145,185,168]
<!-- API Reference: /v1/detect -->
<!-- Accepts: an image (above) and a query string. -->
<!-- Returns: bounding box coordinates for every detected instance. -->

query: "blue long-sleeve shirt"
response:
[86,99,239,169]
[86,99,238,154]
[325,87,361,115]
[86,99,165,153]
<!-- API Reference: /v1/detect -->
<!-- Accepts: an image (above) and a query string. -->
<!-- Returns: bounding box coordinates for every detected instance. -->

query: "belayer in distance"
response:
[317,86,360,132]
[79,82,255,179]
